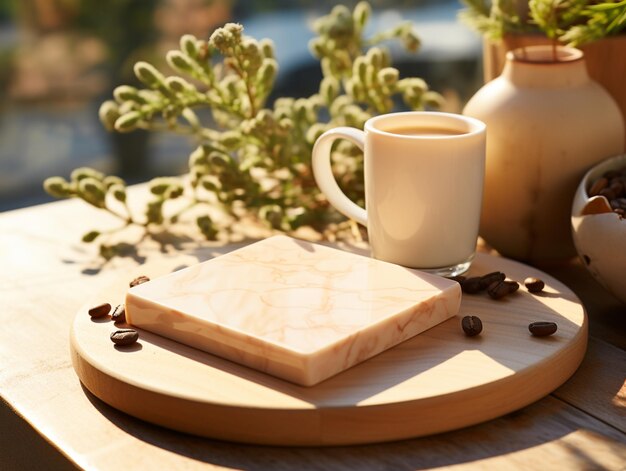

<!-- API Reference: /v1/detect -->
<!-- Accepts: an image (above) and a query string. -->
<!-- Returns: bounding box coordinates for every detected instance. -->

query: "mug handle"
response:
[312,127,368,226]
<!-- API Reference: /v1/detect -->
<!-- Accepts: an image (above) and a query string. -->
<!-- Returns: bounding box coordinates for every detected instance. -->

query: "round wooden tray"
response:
[70,251,587,446]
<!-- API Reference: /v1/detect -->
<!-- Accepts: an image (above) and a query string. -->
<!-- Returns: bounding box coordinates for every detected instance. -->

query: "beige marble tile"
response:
[125,236,461,386]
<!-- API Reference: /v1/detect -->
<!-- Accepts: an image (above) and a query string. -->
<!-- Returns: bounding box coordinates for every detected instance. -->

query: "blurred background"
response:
[0,0,482,211]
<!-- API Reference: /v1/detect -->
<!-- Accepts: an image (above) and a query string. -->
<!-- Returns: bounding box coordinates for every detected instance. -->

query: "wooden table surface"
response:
[1,191,625,470]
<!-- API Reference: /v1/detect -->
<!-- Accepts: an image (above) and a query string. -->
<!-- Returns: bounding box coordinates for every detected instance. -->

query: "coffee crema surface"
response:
[381,126,466,137]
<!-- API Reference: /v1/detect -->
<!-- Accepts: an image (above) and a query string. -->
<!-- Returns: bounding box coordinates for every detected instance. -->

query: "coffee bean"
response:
[528,321,557,337]
[461,315,483,337]
[111,304,126,323]
[588,177,608,196]
[610,181,624,196]
[460,276,484,294]
[479,271,506,289]
[524,277,545,293]
[447,275,466,283]
[588,169,626,216]
[129,275,150,287]
[599,187,617,200]
[110,329,139,346]
[612,197,626,210]
[88,303,111,318]
[487,280,519,299]
[604,169,621,180]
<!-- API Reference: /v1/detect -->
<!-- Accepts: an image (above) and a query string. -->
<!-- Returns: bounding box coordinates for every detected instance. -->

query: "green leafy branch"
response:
[560,0,626,46]
[44,2,442,258]
[460,0,626,47]
[458,0,528,41]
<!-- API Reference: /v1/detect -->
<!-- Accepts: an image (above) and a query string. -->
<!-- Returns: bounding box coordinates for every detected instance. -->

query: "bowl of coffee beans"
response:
[572,153,626,304]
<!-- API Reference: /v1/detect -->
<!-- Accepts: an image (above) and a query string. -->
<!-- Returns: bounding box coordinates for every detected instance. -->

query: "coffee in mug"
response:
[381,126,465,137]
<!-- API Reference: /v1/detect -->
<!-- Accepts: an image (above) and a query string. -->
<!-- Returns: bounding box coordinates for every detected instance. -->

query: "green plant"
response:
[43,2,442,258]
[458,0,528,41]
[460,0,626,47]
[558,0,626,45]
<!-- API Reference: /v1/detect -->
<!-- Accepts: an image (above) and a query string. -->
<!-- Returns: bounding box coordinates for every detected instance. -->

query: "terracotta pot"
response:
[463,46,624,264]
[483,34,626,149]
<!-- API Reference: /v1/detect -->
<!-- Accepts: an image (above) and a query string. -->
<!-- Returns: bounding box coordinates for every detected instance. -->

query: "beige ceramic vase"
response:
[463,46,624,264]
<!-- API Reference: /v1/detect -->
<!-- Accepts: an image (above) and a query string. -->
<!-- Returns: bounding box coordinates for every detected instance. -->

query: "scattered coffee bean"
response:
[110,329,139,346]
[447,275,466,283]
[461,315,483,337]
[460,276,484,294]
[528,321,557,337]
[111,304,126,323]
[479,271,506,290]
[88,302,111,318]
[129,275,150,287]
[524,277,545,293]
[487,280,519,299]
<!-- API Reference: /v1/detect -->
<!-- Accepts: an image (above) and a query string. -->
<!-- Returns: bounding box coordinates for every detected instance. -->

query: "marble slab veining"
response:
[125,236,461,386]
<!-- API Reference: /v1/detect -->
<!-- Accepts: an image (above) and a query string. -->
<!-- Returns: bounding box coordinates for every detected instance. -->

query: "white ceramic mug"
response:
[312,111,486,276]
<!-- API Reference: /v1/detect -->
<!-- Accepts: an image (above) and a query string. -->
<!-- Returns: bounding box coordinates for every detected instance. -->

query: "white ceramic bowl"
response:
[571,153,626,303]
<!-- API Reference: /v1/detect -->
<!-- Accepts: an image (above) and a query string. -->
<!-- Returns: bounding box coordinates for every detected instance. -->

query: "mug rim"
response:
[365,111,486,140]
